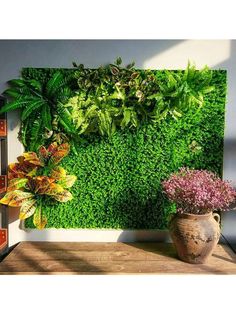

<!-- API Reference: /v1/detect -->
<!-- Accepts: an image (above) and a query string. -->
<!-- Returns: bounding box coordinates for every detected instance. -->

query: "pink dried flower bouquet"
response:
[162,167,236,214]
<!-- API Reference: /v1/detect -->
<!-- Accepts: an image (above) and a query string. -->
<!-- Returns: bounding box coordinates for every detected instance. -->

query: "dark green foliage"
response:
[0,69,75,151]
[25,69,227,229]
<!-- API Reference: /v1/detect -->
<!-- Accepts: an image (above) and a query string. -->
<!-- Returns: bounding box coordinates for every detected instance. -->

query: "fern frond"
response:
[0,99,31,114]
[29,115,43,151]
[21,99,45,121]
[46,72,67,97]
[41,103,52,130]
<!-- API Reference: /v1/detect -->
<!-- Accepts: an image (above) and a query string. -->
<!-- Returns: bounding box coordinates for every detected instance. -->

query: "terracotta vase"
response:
[169,212,221,264]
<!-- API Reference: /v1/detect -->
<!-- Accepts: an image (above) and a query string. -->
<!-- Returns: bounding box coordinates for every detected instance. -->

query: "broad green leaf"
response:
[120,108,131,129]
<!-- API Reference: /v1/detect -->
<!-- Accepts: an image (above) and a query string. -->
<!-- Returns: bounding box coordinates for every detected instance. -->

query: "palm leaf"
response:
[46,71,67,97]
[41,103,52,130]
[21,99,45,121]
[29,115,43,151]
[0,99,32,114]
[58,105,76,134]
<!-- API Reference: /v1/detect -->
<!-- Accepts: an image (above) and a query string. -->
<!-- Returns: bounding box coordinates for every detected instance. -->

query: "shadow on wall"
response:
[0,39,185,93]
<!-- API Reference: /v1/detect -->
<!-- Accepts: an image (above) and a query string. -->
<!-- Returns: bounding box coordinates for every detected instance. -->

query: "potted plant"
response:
[162,167,236,264]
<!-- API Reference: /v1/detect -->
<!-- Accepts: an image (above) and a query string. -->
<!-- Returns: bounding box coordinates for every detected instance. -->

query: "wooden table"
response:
[0,242,235,274]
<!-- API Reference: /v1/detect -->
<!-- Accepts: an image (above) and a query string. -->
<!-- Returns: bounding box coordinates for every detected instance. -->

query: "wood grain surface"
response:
[0,242,235,274]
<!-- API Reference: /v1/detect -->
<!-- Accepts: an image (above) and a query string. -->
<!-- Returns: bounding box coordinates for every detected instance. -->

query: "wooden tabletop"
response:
[0,242,235,275]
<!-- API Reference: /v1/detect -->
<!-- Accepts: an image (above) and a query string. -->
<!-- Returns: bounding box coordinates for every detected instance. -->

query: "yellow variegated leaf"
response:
[8,190,34,207]
[44,183,64,195]
[52,190,73,202]
[62,175,77,188]
[50,143,70,165]
[51,166,66,181]
[27,168,37,177]
[19,199,37,220]
[21,152,43,166]
[33,207,47,230]
[0,191,15,205]
[7,178,28,192]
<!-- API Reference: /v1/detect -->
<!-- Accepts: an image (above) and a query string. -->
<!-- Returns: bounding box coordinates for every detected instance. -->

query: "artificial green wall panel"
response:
[23,69,227,229]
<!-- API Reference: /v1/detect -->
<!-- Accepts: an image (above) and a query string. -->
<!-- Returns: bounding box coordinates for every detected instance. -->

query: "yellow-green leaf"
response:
[62,175,77,188]
[52,190,73,202]
[33,207,47,229]
[19,199,37,220]
[7,178,28,192]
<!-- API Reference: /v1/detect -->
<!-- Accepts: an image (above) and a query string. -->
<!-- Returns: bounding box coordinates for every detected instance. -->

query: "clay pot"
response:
[169,212,220,264]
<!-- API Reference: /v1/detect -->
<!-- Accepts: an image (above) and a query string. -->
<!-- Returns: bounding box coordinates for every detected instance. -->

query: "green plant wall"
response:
[19,68,227,229]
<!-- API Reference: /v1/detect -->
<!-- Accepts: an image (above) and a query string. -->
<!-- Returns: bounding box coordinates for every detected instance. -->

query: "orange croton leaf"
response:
[8,163,27,180]
[17,152,43,166]
[8,159,39,180]
[50,143,70,165]
[38,146,48,160]
[21,152,43,166]
[27,176,64,196]
[51,166,66,181]
[43,182,64,196]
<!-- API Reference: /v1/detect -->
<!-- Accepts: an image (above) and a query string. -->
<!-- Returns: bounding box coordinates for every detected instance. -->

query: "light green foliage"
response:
[24,69,226,229]
[65,61,215,138]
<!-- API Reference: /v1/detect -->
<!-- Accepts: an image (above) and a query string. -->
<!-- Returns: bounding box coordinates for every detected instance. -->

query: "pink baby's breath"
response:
[162,167,236,214]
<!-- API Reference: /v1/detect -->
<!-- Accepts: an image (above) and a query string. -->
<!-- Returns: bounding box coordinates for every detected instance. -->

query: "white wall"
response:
[0,40,235,245]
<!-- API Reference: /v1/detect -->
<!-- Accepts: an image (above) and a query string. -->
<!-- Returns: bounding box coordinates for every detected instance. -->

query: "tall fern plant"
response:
[0,71,76,151]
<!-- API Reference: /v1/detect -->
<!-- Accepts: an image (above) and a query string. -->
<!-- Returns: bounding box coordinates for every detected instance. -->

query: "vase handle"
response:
[213,213,220,224]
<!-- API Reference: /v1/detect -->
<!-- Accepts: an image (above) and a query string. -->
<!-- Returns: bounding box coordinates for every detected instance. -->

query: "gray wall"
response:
[0,40,235,244]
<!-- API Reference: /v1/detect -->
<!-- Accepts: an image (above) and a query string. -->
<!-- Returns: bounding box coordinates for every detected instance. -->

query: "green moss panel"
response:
[23,69,227,229]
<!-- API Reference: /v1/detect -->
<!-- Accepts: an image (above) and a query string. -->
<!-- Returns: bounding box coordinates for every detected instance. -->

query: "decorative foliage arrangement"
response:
[0,143,76,229]
[0,59,227,229]
[0,60,215,152]
[162,168,236,215]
